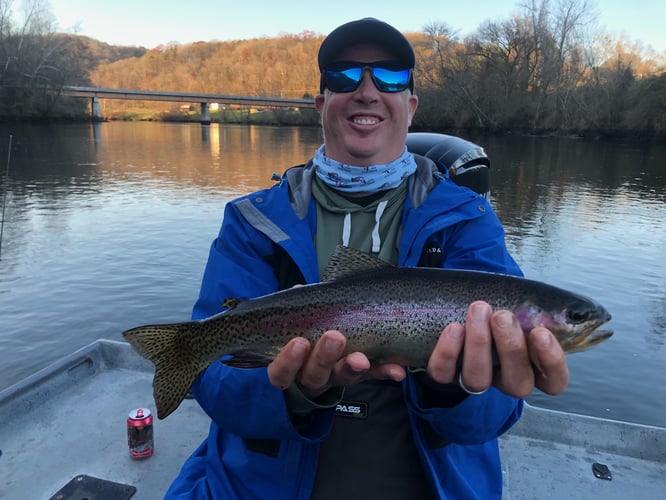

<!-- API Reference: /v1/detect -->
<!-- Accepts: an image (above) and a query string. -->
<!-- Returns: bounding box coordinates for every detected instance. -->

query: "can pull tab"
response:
[136,408,144,418]
[592,462,612,480]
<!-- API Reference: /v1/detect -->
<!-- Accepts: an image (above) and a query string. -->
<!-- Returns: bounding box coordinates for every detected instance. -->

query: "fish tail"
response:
[123,322,206,419]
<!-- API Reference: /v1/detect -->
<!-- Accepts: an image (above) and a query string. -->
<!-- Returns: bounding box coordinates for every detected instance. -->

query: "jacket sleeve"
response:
[190,199,334,441]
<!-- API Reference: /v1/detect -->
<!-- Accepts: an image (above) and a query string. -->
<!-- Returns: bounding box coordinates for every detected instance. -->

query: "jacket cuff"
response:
[283,383,345,416]
[409,369,469,408]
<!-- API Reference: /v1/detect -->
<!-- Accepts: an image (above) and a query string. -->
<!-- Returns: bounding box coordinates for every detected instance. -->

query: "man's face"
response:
[315,44,418,167]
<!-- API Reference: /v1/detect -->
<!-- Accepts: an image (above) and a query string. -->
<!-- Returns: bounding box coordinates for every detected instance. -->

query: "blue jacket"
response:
[165,157,524,499]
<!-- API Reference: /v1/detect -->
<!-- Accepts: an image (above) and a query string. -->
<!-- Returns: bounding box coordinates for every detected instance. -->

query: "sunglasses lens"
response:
[372,67,411,92]
[325,67,363,93]
[324,64,411,93]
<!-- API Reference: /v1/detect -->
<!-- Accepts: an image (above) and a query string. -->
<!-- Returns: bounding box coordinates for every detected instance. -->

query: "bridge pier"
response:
[200,102,211,124]
[91,97,102,120]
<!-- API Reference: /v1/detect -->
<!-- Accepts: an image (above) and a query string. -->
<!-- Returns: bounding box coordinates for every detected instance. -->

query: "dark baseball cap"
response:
[318,18,415,71]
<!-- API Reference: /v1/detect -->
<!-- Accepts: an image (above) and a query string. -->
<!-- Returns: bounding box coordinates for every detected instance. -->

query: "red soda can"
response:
[127,408,154,459]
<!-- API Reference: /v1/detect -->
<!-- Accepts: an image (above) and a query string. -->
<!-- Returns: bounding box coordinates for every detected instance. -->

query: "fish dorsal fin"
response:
[321,245,392,281]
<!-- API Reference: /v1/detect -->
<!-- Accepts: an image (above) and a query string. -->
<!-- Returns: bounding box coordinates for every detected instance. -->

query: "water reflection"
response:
[0,122,664,427]
[486,136,664,223]
[85,122,323,194]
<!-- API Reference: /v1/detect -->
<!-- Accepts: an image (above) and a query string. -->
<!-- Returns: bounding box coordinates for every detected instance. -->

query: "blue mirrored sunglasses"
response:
[322,61,413,93]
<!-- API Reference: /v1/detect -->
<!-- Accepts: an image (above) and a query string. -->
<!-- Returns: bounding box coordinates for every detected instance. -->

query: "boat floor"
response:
[0,340,664,499]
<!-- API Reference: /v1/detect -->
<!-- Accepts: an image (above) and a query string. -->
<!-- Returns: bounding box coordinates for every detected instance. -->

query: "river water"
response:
[0,121,664,427]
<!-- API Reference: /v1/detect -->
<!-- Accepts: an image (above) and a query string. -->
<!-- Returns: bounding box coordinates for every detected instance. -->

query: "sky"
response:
[49,0,666,53]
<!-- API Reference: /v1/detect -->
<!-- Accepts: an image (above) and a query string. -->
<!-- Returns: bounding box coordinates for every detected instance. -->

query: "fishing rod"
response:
[0,134,12,260]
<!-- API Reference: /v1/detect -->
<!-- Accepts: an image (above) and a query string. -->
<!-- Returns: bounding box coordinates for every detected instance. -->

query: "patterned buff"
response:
[313,145,418,193]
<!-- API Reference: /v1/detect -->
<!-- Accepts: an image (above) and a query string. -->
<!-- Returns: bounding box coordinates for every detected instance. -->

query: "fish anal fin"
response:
[321,245,392,281]
[153,359,207,419]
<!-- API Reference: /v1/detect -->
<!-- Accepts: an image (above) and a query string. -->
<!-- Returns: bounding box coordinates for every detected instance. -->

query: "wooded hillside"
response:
[93,33,321,99]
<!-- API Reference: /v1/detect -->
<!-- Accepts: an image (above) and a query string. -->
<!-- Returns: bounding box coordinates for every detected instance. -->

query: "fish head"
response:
[515,294,613,353]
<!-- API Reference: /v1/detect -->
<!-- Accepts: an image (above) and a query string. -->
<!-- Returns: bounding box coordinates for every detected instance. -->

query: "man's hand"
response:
[427,301,569,397]
[267,330,406,399]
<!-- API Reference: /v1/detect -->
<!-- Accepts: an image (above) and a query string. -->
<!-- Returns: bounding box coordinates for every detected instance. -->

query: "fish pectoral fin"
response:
[321,245,392,281]
[222,349,279,368]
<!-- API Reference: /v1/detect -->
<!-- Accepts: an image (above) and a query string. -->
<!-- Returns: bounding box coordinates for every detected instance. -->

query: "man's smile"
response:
[350,114,382,126]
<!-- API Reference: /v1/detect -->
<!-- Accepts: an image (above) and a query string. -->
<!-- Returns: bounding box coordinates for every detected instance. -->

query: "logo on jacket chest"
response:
[335,400,368,419]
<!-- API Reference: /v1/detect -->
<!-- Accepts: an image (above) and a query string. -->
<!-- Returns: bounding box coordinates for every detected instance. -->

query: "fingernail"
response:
[535,330,553,348]
[495,311,514,328]
[471,302,490,321]
[389,366,406,381]
[446,324,464,340]
[324,338,342,353]
[291,340,307,356]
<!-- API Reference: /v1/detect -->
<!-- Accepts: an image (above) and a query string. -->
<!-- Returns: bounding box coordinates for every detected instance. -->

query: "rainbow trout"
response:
[123,246,612,418]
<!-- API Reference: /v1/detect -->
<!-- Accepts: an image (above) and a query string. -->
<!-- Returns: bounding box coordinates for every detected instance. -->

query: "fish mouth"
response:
[563,323,614,353]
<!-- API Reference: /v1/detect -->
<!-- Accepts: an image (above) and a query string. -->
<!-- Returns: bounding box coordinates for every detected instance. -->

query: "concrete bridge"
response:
[61,86,316,123]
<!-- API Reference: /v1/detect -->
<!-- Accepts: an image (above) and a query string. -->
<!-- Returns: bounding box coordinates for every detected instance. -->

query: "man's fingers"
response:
[492,310,534,398]
[363,362,406,383]
[298,330,346,393]
[267,338,311,390]
[527,328,569,395]
[421,303,570,400]
[460,301,494,393]
[427,323,465,384]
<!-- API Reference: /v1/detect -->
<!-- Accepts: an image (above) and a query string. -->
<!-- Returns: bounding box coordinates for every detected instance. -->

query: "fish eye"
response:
[567,309,590,323]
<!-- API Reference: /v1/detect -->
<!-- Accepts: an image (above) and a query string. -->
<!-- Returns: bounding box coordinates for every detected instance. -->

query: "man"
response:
[165,18,568,499]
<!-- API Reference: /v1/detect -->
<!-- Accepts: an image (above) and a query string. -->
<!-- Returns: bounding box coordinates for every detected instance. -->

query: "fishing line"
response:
[0,134,12,260]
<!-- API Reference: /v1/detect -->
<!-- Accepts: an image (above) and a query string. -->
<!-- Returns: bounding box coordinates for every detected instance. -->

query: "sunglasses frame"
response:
[321,60,413,94]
